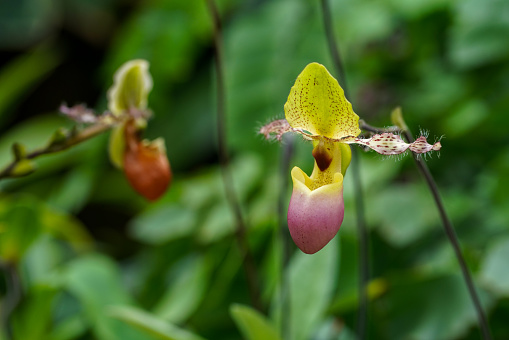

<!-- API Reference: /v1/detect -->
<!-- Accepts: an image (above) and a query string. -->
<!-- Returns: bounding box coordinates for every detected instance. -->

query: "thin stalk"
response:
[320,0,369,338]
[359,119,400,134]
[320,0,348,97]
[205,0,262,311]
[278,134,295,340]
[0,122,111,180]
[0,263,22,340]
[350,148,368,340]
[399,127,492,340]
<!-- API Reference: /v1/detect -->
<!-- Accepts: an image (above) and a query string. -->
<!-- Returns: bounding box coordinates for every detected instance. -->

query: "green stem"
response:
[398,124,492,340]
[205,0,262,311]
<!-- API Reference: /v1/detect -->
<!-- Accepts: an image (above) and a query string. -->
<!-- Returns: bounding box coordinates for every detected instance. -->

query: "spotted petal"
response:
[284,62,361,141]
[354,133,442,155]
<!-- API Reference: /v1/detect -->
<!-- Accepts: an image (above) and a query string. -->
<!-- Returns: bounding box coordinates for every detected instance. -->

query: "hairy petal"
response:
[259,119,292,141]
[409,136,442,153]
[288,167,344,254]
[284,62,361,141]
[60,104,99,123]
[353,132,441,155]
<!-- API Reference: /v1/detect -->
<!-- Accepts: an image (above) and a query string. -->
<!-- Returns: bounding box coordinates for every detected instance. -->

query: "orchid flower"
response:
[107,59,172,201]
[260,62,441,254]
[60,60,171,201]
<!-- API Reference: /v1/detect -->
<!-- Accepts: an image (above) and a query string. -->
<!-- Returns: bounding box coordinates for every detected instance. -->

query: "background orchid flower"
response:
[260,62,441,254]
[107,59,171,201]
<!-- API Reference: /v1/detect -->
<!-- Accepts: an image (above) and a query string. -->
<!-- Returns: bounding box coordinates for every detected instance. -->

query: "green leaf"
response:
[41,205,92,252]
[196,202,234,244]
[109,305,206,340]
[0,196,43,262]
[129,205,197,245]
[179,170,221,211]
[449,0,509,68]
[230,304,281,340]
[153,254,210,323]
[48,314,88,340]
[381,273,493,340]
[63,254,153,340]
[0,196,91,263]
[230,153,264,201]
[313,318,357,340]
[387,0,454,19]
[443,99,489,137]
[283,238,338,340]
[368,183,440,247]
[12,285,56,340]
[47,165,98,213]
[330,0,394,44]
[480,236,509,296]
[64,253,132,303]
[21,235,65,286]
[329,233,360,313]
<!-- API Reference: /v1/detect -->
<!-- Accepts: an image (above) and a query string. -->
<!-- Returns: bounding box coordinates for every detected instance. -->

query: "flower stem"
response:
[278,134,295,340]
[350,148,368,339]
[319,1,369,338]
[396,121,492,340]
[205,0,262,311]
[359,119,400,134]
[320,0,349,98]
[0,263,22,340]
[0,122,111,181]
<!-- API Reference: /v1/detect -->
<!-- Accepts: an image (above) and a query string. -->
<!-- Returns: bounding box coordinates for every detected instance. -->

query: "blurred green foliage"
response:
[1,0,509,339]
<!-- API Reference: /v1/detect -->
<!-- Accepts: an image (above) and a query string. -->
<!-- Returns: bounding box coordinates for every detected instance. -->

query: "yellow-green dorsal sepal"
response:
[107,59,153,116]
[284,62,361,141]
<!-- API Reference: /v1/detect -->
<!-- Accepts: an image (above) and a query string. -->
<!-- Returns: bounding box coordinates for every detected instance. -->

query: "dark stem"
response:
[400,129,492,340]
[320,0,369,338]
[359,119,400,134]
[351,148,368,340]
[320,0,349,98]
[0,123,111,181]
[278,135,295,340]
[1,263,22,340]
[205,0,262,311]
